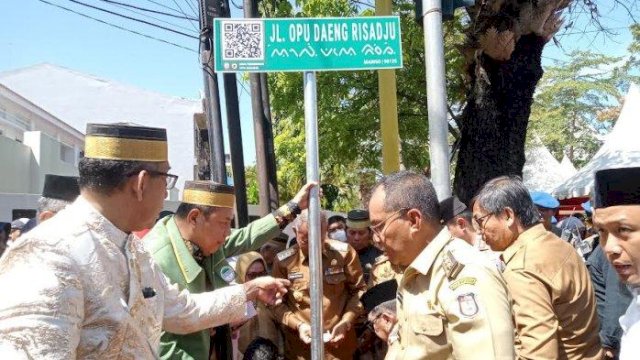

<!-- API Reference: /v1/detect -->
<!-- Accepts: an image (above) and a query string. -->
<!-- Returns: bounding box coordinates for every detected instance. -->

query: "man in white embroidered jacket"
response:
[0,123,289,359]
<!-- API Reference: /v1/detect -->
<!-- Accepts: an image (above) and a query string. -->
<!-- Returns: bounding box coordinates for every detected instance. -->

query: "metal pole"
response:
[201,48,227,184]
[215,0,249,226]
[260,73,280,210]
[222,74,249,227]
[422,0,451,199]
[244,0,272,216]
[198,0,226,184]
[376,0,401,174]
[304,71,324,360]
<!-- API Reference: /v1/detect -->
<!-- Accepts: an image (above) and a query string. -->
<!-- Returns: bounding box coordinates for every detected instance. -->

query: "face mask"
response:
[329,229,347,242]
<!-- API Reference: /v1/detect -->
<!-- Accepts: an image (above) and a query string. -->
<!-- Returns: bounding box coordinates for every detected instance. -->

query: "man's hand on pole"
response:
[291,182,320,210]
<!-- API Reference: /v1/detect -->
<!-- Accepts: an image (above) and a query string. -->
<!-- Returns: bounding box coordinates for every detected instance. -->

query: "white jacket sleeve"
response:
[159,268,248,334]
[0,242,84,359]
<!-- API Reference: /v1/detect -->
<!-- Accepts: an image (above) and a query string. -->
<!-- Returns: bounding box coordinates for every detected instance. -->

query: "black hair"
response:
[242,337,281,360]
[175,203,216,219]
[328,215,346,226]
[371,171,441,224]
[78,157,159,195]
[474,176,541,228]
[455,209,473,226]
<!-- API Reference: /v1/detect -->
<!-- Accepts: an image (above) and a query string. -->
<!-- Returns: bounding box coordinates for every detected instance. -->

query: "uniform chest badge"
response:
[457,293,479,318]
[220,265,236,283]
[324,267,344,276]
[288,272,304,281]
[277,247,296,262]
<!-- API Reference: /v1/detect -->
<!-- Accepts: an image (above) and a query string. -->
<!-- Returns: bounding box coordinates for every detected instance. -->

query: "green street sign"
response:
[213,17,403,73]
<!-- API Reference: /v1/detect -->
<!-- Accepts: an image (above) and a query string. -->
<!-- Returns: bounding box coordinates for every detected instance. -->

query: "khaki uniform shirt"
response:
[271,239,366,359]
[502,224,602,360]
[390,228,514,360]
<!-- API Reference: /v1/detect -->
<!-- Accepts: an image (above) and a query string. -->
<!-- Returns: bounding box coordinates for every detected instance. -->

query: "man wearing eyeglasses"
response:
[368,171,514,360]
[0,123,290,358]
[472,176,602,360]
[146,180,315,360]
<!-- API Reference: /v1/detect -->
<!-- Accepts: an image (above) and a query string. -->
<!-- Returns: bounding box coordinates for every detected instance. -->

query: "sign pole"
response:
[198,0,227,184]
[422,0,451,199]
[376,0,401,174]
[304,71,324,360]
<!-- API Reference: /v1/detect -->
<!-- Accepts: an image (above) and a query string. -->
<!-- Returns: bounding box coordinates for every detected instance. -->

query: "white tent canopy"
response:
[523,142,575,193]
[560,155,577,175]
[553,83,640,199]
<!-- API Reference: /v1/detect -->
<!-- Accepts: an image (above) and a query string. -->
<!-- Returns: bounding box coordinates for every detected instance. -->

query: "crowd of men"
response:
[0,121,639,360]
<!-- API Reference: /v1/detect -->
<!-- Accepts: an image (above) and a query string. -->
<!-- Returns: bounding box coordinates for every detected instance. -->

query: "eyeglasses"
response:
[370,208,409,239]
[366,313,384,331]
[149,170,179,190]
[472,212,494,231]
[127,170,179,190]
[245,270,268,280]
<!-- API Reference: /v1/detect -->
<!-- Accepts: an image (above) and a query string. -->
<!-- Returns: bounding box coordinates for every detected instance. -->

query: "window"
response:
[60,143,75,164]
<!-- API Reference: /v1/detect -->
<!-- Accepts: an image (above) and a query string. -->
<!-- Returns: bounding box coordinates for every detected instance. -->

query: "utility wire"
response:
[95,0,197,20]
[37,0,198,52]
[142,0,188,16]
[61,0,197,38]
[170,0,199,32]
[181,0,199,18]
[97,0,199,34]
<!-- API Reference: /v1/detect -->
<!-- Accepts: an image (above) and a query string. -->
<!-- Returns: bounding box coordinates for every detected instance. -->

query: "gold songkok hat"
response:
[84,123,168,162]
[347,209,371,229]
[182,181,235,208]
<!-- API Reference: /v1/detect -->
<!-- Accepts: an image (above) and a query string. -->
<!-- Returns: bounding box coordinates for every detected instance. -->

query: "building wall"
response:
[0,86,83,150]
[0,135,39,193]
[24,131,79,193]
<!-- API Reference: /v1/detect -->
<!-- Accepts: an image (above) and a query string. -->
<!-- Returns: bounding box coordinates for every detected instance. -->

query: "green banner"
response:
[213,17,403,73]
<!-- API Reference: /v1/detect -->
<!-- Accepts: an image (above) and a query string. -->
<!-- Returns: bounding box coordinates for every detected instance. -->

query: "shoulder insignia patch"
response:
[277,247,297,262]
[457,293,479,318]
[448,277,477,291]
[328,240,349,253]
[442,250,464,280]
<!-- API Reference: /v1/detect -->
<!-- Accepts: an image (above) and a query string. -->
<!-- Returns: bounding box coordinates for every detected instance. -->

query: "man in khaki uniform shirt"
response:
[369,171,514,360]
[473,176,602,360]
[271,210,366,359]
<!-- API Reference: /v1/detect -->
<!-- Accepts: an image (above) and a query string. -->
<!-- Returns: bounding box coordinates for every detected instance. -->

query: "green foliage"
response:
[244,165,260,204]
[260,0,467,211]
[528,50,627,167]
[625,23,640,80]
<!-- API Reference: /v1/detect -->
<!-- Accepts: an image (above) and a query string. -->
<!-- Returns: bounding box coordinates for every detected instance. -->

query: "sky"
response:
[0,0,637,166]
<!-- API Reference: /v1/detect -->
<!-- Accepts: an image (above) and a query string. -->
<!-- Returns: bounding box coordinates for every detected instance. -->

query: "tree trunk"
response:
[453,34,546,204]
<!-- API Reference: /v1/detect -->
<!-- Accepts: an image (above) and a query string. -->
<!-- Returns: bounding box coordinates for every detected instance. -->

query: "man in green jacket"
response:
[147,180,315,360]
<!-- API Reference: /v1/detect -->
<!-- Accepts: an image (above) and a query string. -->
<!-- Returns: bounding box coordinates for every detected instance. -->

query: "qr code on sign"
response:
[221,21,264,60]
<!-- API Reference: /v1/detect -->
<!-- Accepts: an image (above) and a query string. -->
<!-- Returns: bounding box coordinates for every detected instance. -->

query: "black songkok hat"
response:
[84,123,168,162]
[439,196,467,224]
[182,181,235,208]
[360,280,398,313]
[594,167,640,208]
[347,209,370,229]
[42,174,80,202]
